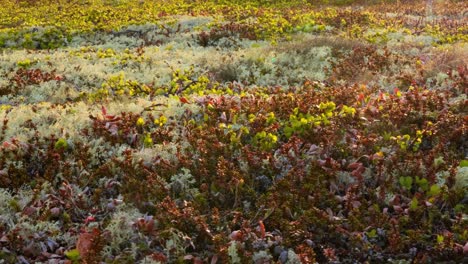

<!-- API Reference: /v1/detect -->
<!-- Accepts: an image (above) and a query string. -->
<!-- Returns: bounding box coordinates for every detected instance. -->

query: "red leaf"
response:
[351,166,365,175]
[101,105,107,116]
[179,97,190,104]
[84,216,95,225]
[357,93,365,101]
[145,219,155,233]
[184,255,194,260]
[2,141,17,150]
[259,220,266,239]
[22,206,37,216]
[76,232,94,259]
[230,230,243,241]
[2,141,11,148]
[378,92,386,101]
[347,162,362,170]
[151,252,167,262]
[393,205,403,213]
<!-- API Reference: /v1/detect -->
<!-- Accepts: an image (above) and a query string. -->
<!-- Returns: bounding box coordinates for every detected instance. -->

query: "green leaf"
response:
[54,138,68,150]
[366,229,377,238]
[428,184,441,196]
[399,176,413,190]
[410,198,419,210]
[454,204,464,213]
[436,234,444,244]
[143,133,153,148]
[263,207,275,220]
[460,160,468,168]
[434,156,445,168]
[415,177,429,191]
[284,126,294,138]
[65,249,80,262]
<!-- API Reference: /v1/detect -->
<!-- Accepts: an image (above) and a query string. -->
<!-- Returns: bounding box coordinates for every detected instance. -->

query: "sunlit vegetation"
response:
[0,0,466,263]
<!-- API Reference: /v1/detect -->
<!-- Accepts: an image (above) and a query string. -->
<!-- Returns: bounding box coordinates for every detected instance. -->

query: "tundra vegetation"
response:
[0,0,466,263]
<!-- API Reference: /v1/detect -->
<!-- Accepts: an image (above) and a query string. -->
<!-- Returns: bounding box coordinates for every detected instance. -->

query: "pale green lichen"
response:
[286,249,302,264]
[454,167,468,190]
[0,189,15,227]
[252,250,272,263]
[228,242,241,264]
[102,204,144,259]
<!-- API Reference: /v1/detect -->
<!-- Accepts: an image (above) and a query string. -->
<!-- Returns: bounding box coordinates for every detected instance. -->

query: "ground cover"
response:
[0,0,466,263]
